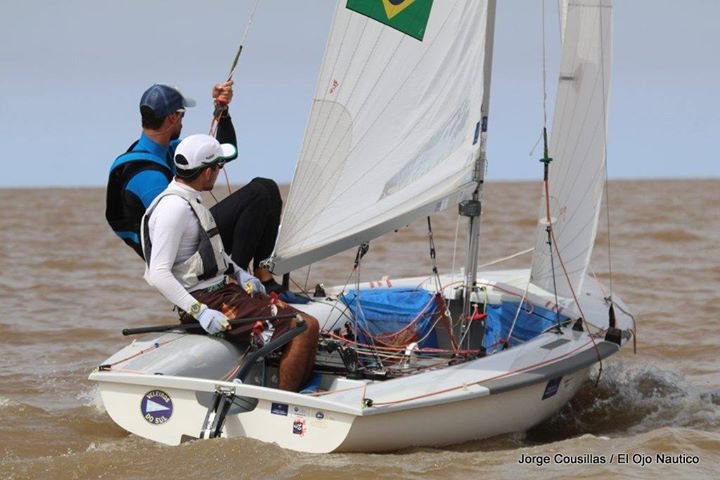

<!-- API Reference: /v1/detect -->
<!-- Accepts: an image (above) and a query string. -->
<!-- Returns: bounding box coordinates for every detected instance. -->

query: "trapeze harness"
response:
[140,185,229,290]
[105,142,172,258]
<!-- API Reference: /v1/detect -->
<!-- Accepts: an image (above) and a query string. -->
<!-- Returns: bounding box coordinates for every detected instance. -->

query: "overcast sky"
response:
[1,0,718,188]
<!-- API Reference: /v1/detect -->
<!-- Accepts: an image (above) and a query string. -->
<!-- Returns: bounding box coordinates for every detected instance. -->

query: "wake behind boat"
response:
[90,0,635,453]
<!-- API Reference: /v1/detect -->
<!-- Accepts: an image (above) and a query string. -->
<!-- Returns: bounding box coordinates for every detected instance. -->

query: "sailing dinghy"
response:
[90,0,635,453]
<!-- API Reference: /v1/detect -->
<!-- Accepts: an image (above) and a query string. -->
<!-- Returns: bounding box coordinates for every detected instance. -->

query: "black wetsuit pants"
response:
[210,177,282,272]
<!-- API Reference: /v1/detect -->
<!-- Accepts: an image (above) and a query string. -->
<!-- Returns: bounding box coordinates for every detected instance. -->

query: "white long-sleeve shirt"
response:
[145,181,233,313]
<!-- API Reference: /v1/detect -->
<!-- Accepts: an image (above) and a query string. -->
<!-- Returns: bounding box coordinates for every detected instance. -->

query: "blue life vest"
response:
[105,142,172,258]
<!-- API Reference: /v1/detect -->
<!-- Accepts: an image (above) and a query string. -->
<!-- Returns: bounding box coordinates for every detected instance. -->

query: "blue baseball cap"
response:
[139,84,196,117]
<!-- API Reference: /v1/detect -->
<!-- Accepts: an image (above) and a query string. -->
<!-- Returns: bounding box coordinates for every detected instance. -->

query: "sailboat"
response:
[90,0,635,453]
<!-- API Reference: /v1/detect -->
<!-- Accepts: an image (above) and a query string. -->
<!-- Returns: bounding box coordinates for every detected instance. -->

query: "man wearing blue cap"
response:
[106,82,286,293]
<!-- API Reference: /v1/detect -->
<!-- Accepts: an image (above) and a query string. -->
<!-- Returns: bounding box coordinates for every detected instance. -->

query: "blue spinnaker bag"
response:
[482,302,568,352]
[340,287,438,348]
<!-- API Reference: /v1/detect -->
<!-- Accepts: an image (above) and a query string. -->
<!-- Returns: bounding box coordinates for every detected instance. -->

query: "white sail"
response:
[272,1,491,274]
[530,0,612,298]
[559,0,569,44]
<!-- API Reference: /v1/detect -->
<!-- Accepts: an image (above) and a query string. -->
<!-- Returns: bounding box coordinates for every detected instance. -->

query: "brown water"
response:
[1,179,718,479]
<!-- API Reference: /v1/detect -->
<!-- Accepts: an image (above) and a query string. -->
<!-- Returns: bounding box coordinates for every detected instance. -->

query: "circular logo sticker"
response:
[141,390,173,425]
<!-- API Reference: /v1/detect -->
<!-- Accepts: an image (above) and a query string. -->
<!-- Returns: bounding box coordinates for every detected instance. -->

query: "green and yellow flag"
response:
[346,0,434,41]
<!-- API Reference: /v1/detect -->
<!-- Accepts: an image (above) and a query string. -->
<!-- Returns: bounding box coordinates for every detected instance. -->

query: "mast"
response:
[461,0,497,317]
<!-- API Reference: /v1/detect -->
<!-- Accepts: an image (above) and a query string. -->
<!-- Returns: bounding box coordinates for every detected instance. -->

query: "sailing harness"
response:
[141,185,229,288]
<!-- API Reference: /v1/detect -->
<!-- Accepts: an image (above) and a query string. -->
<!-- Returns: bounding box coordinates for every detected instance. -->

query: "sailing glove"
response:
[197,308,230,334]
[235,268,266,296]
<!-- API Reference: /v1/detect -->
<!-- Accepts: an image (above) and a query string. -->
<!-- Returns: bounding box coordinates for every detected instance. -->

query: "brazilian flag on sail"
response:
[346,0,434,41]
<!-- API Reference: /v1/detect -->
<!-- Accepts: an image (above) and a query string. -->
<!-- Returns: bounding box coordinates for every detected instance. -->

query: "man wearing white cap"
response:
[106,82,286,294]
[141,134,319,392]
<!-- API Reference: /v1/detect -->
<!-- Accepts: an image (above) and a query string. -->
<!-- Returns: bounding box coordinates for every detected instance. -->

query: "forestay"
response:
[272,1,491,274]
[530,0,612,300]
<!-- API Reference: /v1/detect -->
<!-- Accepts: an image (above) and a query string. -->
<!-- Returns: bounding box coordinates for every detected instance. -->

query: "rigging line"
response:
[98,336,184,369]
[371,336,600,407]
[221,169,232,195]
[529,131,544,157]
[338,243,370,298]
[588,266,637,353]
[546,215,602,333]
[476,247,534,269]
[544,3,612,339]
[547,220,605,380]
[543,162,563,328]
[542,0,549,131]
[425,216,458,347]
[535,4,605,333]
[318,300,354,334]
[227,0,262,82]
[303,264,312,293]
[323,330,481,356]
[426,217,443,293]
[505,279,532,349]
[450,213,461,284]
[342,245,385,369]
[456,302,482,350]
[282,264,316,297]
[537,4,560,329]
[598,4,614,298]
[208,0,263,194]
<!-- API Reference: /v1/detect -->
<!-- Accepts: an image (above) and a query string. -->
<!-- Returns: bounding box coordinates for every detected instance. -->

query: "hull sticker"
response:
[293,418,306,436]
[542,377,562,400]
[271,402,289,416]
[141,390,173,425]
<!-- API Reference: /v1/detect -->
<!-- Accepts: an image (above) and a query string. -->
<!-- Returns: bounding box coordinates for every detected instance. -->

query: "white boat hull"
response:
[95,366,591,453]
[90,270,633,452]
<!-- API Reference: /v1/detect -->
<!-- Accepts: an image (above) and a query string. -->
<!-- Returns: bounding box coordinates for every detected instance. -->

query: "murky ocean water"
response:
[1,179,718,479]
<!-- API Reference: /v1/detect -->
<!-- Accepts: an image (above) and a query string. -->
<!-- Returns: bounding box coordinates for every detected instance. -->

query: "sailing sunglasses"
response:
[175,109,185,118]
[208,159,225,170]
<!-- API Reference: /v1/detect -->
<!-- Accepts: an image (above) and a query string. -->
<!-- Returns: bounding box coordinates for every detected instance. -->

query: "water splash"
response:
[526,360,720,443]
[76,385,107,414]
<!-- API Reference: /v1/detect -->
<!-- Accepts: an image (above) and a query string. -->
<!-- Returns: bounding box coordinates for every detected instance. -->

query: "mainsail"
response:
[530,0,612,298]
[272,1,492,274]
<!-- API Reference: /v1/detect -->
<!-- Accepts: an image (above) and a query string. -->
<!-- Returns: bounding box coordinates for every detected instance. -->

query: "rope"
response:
[450,213,461,283]
[529,2,607,382]
[504,278,532,349]
[598,2,614,299]
[227,0,262,83]
[369,335,601,407]
[99,335,184,370]
[541,0,549,132]
[208,0,263,197]
[476,247,533,269]
[322,330,482,357]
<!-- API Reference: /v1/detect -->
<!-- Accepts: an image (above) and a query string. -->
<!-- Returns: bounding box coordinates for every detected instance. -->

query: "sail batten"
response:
[273,1,491,275]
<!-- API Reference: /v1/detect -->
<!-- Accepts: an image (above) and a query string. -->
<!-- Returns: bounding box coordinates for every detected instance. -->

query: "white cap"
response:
[174,134,236,174]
